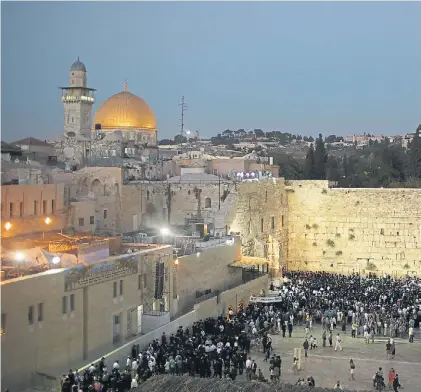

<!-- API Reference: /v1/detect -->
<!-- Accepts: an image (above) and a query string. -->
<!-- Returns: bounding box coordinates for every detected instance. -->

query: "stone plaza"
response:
[249,325,421,392]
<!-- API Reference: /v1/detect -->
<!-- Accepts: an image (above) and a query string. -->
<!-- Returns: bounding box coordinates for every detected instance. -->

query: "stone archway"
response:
[91,179,102,197]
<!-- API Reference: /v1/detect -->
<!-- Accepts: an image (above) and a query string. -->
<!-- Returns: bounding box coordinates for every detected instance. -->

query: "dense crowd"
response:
[59,272,421,392]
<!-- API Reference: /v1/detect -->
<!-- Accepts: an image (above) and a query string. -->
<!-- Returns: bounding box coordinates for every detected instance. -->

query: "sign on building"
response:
[64,255,138,291]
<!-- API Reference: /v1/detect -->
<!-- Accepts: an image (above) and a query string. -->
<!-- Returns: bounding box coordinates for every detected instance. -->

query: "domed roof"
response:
[94,89,156,130]
[70,57,87,72]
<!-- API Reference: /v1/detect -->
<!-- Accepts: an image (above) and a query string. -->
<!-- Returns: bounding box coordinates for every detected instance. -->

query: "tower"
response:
[59,57,96,139]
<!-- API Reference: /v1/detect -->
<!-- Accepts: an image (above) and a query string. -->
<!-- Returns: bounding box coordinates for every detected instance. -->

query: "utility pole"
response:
[179,96,187,135]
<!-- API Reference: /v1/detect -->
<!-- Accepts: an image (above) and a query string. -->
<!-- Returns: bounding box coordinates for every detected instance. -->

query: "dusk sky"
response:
[1,1,420,142]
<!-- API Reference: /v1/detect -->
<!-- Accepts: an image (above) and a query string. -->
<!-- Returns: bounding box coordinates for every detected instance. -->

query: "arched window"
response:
[205,197,211,208]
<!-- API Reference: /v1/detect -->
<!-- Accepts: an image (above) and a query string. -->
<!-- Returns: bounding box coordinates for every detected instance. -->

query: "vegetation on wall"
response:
[326,239,335,247]
[336,250,343,256]
[349,234,356,240]
[403,263,410,269]
[311,223,319,229]
[366,262,377,271]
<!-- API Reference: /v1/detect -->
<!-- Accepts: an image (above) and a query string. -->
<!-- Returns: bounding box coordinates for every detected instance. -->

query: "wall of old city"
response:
[286,180,421,276]
[228,179,288,271]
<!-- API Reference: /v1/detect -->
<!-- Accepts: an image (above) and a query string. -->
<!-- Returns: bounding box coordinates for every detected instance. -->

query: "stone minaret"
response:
[59,57,96,139]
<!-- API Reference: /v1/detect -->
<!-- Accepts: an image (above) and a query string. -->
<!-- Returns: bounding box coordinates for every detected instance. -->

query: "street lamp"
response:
[4,222,11,231]
[15,251,25,277]
[52,256,61,265]
[43,217,51,239]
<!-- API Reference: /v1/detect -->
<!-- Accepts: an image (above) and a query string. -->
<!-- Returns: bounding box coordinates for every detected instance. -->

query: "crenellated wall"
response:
[286,180,421,277]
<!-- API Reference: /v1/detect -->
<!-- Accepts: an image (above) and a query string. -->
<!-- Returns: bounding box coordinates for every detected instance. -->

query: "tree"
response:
[222,129,233,138]
[304,144,317,179]
[325,135,337,144]
[174,134,187,144]
[314,133,328,179]
[408,129,421,178]
[158,139,174,145]
[253,129,265,138]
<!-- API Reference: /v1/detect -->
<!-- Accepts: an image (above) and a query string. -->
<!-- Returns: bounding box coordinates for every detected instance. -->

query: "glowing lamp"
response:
[5,222,11,231]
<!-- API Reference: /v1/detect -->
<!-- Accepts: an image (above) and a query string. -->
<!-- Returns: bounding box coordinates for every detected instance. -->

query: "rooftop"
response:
[11,137,52,147]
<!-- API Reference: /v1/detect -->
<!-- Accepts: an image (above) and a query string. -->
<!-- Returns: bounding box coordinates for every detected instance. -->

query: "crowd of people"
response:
[59,271,421,392]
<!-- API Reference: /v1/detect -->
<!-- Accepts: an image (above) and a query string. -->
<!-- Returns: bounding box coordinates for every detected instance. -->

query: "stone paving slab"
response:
[247,325,421,392]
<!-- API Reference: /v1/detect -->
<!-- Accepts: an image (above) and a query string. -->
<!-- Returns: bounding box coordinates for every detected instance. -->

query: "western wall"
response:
[286,180,421,277]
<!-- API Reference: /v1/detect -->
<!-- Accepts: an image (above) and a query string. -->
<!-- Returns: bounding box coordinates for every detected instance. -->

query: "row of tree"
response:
[274,129,421,188]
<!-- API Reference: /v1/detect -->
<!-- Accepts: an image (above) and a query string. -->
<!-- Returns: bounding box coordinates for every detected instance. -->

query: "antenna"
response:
[179,96,188,135]
[124,79,128,92]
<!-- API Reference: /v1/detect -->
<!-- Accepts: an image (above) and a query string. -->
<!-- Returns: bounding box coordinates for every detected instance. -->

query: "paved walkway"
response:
[248,325,421,392]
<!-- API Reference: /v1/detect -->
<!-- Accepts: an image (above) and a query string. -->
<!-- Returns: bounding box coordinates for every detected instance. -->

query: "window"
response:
[70,294,75,312]
[138,275,142,290]
[38,303,44,322]
[113,282,117,298]
[42,200,47,215]
[204,197,211,208]
[9,203,13,218]
[1,314,5,334]
[147,190,150,201]
[380,228,384,235]
[90,216,95,225]
[103,209,108,219]
[51,200,55,214]
[79,218,84,226]
[271,217,275,230]
[33,201,38,215]
[28,305,34,325]
[62,296,67,314]
[114,314,120,325]
[282,215,284,227]
[144,275,148,289]
[261,218,264,232]
[19,202,24,217]
[119,280,124,296]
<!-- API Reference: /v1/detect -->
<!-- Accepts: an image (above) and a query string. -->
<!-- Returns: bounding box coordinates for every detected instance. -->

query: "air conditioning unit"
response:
[191,232,199,237]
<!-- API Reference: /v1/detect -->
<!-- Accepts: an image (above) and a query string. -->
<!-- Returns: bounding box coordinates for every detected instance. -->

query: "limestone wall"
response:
[287,180,421,276]
[228,179,288,271]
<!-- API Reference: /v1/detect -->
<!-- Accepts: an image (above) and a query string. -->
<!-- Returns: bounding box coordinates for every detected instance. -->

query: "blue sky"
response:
[1,1,420,141]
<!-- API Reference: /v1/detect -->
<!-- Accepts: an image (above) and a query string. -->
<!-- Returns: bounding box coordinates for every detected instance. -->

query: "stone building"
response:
[52,59,158,169]
[0,244,173,391]
[1,183,66,239]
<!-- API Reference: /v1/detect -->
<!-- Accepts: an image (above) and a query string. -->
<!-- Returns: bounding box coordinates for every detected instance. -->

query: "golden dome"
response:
[94,90,156,130]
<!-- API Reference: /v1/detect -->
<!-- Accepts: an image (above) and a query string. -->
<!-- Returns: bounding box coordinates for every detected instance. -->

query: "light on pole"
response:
[5,222,11,231]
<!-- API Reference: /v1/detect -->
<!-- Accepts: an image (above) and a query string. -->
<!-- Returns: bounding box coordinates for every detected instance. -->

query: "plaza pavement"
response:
[247,325,421,392]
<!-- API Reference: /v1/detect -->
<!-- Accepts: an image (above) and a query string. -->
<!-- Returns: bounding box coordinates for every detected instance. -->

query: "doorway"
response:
[112,313,121,344]
[132,214,139,231]
[137,305,143,334]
